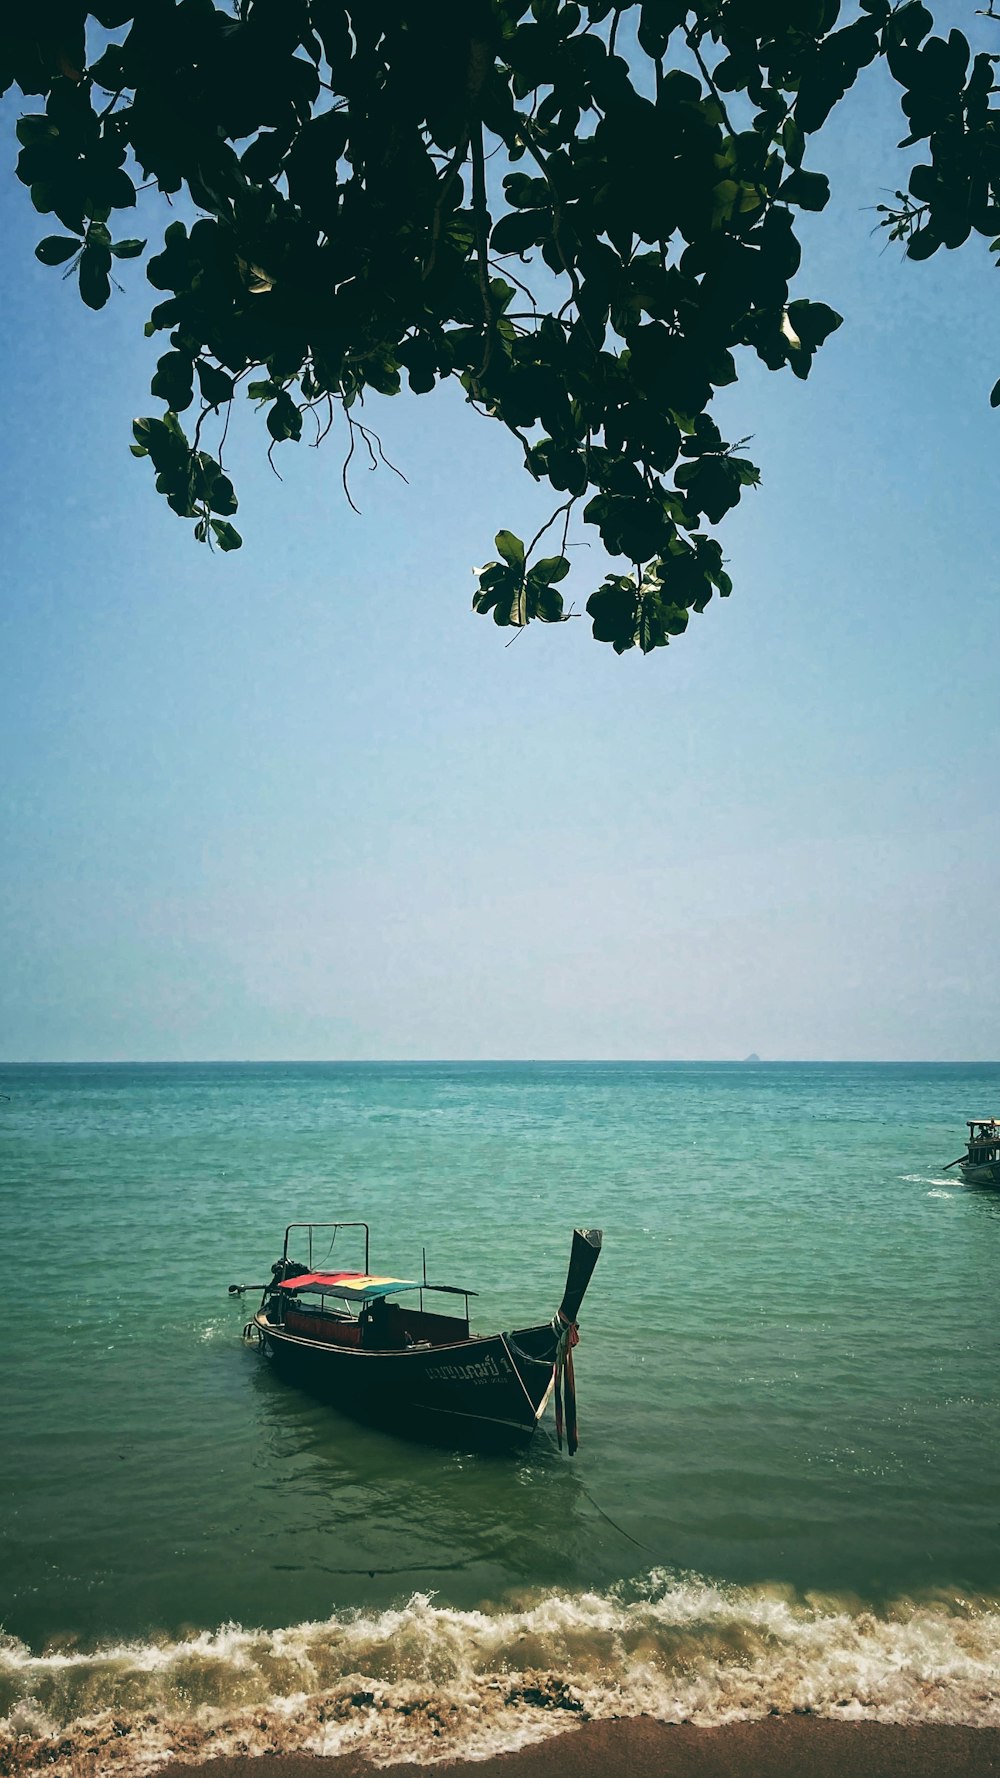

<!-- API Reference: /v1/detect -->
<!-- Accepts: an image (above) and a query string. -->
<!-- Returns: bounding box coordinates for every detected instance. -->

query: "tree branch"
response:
[505,116,598,351]
[471,120,495,376]
[423,133,470,282]
[685,25,737,137]
[527,495,578,559]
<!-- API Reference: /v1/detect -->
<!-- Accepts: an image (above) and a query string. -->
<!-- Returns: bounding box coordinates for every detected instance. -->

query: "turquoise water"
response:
[2,1061,1000,1768]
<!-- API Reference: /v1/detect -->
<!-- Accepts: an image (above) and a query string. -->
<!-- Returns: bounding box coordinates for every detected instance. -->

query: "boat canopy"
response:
[277,1270,420,1302]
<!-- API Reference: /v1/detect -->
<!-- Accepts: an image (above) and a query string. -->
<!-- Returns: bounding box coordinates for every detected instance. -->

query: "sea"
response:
[2,1059,1000,1773]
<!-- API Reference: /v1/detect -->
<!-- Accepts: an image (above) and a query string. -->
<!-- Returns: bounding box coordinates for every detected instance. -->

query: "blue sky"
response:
[1,42,998,1061]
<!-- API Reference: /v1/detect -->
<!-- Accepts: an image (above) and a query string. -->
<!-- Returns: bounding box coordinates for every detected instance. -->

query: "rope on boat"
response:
[504,1333,552,1368]
[510,1314,583,1455]
[552,1309,580,1456]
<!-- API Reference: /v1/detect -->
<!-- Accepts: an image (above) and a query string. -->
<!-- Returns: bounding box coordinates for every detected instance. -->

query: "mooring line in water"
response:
[577,1481,659,1554]
[273,1557,482,1579]
[537,1428,660,1556]
[329,1564,472,1577]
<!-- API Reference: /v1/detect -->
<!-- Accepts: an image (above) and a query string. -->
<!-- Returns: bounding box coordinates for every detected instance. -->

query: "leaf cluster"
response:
[3,0,997,650]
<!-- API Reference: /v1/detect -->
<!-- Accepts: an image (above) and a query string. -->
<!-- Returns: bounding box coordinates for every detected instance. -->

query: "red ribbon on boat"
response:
[552,1308,580,1456]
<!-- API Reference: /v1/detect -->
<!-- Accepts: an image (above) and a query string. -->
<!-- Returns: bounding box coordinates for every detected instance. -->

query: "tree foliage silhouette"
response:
[3,1,997,651]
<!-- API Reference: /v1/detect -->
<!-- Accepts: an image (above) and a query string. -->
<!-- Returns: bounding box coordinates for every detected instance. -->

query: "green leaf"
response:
[132,414,191,481]
[779,168,831,212]
[474,562,509,592]
[711,179,740,229]
[587,578,639,651]
[781,116,805,168]
[534,586,566,622]
[495,529,525,568]
[196,361,235,407]
[88,44,131,91]
[906,228,940,261]
[674,456,742,523]
[731,457,761,488]
[35,235,80,265]
[784,300,843,351]
[103,168,136,211]
[546,448,588,495]
[110,238,146,259]
[132,416,166,453]
[472,558,530,625]
[78,243,111,310]
[202,462,238,515]
[490,209,548,255]
[16,116,58,148]
[991,378,1000,410]
[210,520,243,551]
[151,350,195,413]
[528,554,571,586]
[266,390,303,442]
[503,173,549,209]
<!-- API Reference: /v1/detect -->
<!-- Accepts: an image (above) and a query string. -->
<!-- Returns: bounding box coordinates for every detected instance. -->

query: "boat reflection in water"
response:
[230,1222,602,1452]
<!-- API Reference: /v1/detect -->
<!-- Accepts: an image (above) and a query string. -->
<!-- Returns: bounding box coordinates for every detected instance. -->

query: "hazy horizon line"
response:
[1,1056,998,1068]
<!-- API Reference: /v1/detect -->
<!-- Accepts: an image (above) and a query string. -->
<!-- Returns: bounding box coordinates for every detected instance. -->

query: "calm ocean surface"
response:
[2,1060,1000,1769]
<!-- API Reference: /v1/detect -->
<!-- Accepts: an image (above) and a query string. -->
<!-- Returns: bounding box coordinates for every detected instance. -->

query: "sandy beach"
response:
[162,1718,1000,1778]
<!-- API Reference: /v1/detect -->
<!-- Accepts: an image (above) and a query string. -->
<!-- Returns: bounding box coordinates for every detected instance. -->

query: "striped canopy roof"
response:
[276,1269,419,1302]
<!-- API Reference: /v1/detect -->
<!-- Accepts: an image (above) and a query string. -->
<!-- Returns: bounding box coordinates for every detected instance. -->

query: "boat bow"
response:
[558,1227,603,1323]
[550,1227,603,1455]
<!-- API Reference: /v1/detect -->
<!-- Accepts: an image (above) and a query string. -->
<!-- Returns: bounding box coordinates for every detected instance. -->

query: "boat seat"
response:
[362,1302,407,1349]
[286,1309,362,1345]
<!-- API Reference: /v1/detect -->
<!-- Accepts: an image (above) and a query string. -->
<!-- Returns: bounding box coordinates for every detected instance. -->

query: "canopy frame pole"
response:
[283,1221,371,1273]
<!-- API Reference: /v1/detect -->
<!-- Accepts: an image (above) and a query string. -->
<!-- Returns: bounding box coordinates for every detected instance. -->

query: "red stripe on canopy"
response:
[276,1270,363,1292]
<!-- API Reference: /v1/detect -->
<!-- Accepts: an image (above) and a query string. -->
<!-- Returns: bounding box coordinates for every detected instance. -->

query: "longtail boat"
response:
[943,1120,1000,1187]
[229,1223,602,1452]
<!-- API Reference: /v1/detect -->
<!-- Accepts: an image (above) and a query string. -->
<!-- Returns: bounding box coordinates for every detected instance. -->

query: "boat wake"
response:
[3,1575,1000,1776]
[899,1175,962,1190]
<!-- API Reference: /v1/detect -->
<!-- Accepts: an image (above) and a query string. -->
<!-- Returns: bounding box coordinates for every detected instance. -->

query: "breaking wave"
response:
[3,1574,1000,1776]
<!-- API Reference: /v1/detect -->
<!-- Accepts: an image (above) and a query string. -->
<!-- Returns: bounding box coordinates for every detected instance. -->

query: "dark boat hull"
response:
[959,1159,1000,1187]
[254,1313,558,1448]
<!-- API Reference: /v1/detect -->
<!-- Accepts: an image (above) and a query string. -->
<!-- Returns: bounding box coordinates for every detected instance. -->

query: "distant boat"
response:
[230,1222,602,1452]
[944,1120,1000,1187]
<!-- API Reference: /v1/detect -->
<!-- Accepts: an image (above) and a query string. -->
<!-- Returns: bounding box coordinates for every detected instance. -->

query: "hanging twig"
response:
[341,414,361,513]
[357,419,409,483]
[312,393,336,448]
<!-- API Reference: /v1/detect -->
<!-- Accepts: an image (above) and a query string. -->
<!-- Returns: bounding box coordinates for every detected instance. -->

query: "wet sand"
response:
[163,1717,1000,1778]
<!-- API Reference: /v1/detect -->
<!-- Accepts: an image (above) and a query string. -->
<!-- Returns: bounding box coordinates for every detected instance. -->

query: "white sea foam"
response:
[3,1576,1000,1775]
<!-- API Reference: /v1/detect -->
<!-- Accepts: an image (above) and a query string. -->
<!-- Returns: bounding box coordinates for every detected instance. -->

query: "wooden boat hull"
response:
[959,1159,1000,1186]
[240,1226,603,1450]
[254,1312,558,1448]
